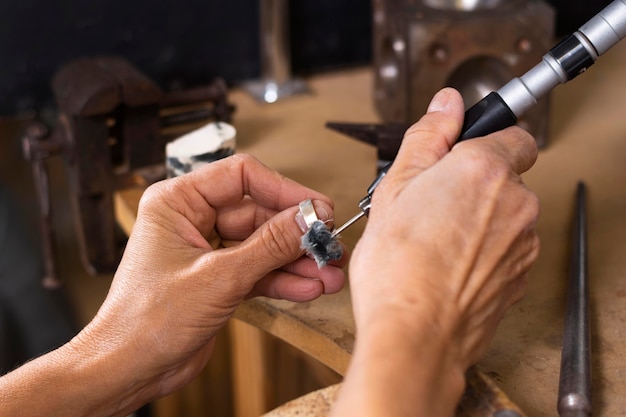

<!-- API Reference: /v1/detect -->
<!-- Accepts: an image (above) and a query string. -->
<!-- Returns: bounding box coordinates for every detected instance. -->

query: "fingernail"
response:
[313,202,331,223]
[295,211,309,233]
[427,88,452,113]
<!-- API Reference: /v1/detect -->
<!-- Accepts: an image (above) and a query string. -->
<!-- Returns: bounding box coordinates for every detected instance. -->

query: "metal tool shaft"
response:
[331,211,366,237]
[558,182,592,417]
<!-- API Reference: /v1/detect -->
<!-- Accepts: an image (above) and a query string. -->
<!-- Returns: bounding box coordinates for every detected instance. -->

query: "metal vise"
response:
[373,0,555,147]
[22,57,234,286]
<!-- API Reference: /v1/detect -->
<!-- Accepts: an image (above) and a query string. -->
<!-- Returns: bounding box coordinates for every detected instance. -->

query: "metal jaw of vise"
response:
[373,0,555,148]
[22,57,235,287]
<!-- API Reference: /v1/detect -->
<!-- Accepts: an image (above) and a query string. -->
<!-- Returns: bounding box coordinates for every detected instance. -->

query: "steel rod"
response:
[557,181,592,417]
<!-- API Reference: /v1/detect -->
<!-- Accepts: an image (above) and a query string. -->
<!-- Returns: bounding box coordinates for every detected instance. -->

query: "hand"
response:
[333,88,540,417]
[74,154,347,409]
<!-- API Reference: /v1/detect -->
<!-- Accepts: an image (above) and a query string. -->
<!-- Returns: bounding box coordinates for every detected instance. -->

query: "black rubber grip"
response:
[459,92,518,142]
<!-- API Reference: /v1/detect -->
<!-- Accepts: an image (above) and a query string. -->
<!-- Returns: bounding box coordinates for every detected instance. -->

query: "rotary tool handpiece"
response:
[333,0,626,236]
[462,0,626,140]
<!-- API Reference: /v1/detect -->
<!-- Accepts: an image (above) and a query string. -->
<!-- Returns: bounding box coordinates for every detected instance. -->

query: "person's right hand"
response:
[334,88,540,417]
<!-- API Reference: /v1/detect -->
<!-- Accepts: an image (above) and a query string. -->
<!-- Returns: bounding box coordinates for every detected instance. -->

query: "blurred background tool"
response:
[244,0,309,103]
[21,57,235,282]
[557,182,592,417]
[372,0,555,147]
[326,122,408,170]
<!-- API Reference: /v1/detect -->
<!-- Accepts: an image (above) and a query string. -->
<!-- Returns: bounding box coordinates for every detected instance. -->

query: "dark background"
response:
[0,0,613,116]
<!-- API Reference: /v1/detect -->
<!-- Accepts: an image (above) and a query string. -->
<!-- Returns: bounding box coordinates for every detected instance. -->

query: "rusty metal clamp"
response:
[22,56,235,286]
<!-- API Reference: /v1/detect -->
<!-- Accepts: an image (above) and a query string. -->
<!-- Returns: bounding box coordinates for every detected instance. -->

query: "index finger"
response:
[139,154,332,243]
[183,154,332,210]
[454,126,538,176]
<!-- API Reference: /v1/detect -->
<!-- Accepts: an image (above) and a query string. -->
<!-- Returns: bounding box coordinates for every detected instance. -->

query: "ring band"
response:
[298,199,319,229]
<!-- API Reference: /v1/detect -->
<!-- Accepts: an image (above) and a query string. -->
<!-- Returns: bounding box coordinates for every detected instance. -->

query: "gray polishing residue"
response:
[300,220,343,269]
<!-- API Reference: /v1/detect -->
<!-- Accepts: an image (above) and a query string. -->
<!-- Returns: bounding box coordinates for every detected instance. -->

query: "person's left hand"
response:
[72,154,347,406]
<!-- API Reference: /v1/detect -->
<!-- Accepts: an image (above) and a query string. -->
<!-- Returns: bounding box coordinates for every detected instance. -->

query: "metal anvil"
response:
[373,0,555,147]
[22,57,235,286]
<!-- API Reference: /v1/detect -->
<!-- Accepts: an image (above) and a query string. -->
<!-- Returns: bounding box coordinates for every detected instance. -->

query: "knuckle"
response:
[529,232,541,260]
[526,191,541,221]
[231,153,258,166]
[138,180,171,212]
[510,275,530,306]
[510,231,540,285]
[517,188,540,226]
[512,125,538,153]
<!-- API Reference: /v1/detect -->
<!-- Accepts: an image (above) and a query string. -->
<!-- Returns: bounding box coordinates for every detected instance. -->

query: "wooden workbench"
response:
[117,39,626,416]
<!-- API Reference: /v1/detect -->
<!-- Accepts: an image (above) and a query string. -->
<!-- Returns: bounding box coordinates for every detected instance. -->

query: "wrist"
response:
[0,329,152,417]
[64,319,159,416]
[54,329,151,416]
[334,319,466,417]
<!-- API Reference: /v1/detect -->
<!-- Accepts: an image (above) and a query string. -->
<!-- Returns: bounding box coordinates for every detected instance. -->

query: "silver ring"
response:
[298,199,319,228]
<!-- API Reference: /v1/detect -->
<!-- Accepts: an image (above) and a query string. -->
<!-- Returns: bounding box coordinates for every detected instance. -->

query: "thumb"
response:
[209,199,334,287]
[391,88,465,178]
